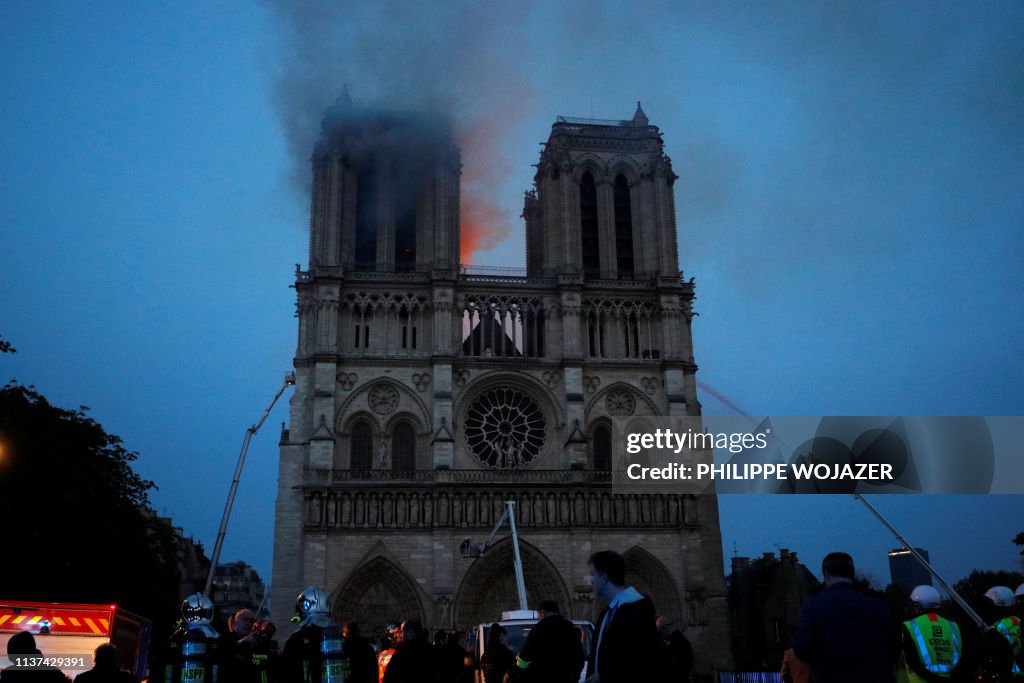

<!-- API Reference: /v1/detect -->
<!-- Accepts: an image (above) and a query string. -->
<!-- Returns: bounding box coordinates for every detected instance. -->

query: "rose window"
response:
[368,385,399,415]
[464,387,546,469]
[605,389,636,417]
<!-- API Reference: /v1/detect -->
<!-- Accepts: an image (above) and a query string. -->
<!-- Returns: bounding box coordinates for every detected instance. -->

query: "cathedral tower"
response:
[272,100,732,674]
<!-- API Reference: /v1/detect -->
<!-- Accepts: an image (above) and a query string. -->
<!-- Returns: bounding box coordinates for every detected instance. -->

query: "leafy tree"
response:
[0,382,180,626]
[1014,532,1024,556]
[954,569,1024,606]
[0,334,15,353]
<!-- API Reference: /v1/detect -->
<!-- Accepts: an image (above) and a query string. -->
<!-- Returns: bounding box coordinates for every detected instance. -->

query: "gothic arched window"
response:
[614,174,634,278]
[394,180,416,272]
[399,307,417,350]
[355,167,378,271]
[391,422,416,471]
[351,421,373,470]
[580,172,600,278]
[592,425,612,471]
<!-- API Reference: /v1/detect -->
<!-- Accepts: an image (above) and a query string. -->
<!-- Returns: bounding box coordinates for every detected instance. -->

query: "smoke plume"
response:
[263,0,538,265]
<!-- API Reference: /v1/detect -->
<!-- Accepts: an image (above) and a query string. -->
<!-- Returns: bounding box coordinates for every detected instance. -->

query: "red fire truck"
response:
[0,601,151,681]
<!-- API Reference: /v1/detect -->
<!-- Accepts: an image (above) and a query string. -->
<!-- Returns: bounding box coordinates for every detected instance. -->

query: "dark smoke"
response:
[262,0,539,263]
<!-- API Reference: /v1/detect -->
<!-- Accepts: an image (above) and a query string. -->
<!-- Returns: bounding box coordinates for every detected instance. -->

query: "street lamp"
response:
[204,372,296,597]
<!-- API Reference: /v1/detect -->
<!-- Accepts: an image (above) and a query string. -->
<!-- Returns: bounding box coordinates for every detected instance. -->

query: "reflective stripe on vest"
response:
[994,617,1022,674]
[905,613,961,675]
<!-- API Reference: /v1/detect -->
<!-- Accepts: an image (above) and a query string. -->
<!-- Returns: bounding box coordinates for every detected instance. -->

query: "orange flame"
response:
[460,197,510,265]
[455,71,534,265]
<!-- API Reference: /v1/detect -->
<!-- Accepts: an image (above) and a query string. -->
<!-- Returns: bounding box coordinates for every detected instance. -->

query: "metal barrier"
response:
[717,673,783,683]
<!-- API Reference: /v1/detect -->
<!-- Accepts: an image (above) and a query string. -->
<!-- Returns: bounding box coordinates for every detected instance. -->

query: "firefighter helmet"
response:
[984,585,1014,608]
[295,586,330,620]
[181,594,215,625]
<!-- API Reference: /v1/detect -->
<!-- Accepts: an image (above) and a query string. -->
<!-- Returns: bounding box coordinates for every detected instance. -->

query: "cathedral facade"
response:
[271,97,732,672]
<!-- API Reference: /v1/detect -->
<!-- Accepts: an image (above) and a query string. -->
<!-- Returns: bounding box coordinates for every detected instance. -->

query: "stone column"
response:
[560,159,579,272]
[560,292,582,360]
[323,153,341,266]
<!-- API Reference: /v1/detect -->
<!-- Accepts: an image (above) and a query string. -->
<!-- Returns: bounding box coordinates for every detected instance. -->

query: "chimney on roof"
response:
[731,556,750,571]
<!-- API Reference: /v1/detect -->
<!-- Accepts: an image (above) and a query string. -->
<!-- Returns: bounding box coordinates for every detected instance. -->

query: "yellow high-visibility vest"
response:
[898,613,962,683]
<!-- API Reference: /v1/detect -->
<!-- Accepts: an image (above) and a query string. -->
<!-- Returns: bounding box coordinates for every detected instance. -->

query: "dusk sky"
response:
[2,1,1022,602]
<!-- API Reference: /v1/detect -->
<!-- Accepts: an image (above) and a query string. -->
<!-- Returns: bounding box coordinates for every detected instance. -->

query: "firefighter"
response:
[376,625,398,683]
[897,585,963,683]
[234,619,280,683]
[1016,585,1024,676]
[281,587,347,683]
[983,586,1021,681]
[162,594,223,683]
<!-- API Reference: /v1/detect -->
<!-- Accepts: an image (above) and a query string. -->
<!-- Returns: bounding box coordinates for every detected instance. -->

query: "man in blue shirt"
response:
[792,551,899,683]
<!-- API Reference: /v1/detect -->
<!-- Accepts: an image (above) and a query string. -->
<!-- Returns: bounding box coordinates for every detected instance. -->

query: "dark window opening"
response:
[593,425,611,471]
[624,313,640,358]
[394,199,416,272]
[614,174,634,278]
[588,313,597,357]
[524,310,544,357]
[351,422,372,470]
[391,422,416,470]
[580,172,600,278]
[355,168,378,271]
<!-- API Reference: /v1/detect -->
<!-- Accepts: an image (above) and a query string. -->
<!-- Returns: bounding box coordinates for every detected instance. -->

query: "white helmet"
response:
[910,585,941,609]
[182,593,215,625]
[1015,583,1024,602]
[984,586,1014,608]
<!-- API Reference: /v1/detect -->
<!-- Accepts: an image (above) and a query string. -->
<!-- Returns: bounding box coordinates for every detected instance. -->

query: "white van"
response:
[465,610,594,683]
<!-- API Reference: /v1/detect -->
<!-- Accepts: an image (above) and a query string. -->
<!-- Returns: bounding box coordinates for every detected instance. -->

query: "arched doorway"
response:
[332,556,426,637]
[622,546,683,624]
[454,538,570,628]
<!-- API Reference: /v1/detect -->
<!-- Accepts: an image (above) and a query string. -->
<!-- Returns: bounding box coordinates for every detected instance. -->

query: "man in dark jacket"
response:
[1,632,71,683]
[73,644,135,683]
[791,551,899,683]
[586,550,666,683]
[342,622,378,683]
[656,617,693,682]
[516,601,584,683]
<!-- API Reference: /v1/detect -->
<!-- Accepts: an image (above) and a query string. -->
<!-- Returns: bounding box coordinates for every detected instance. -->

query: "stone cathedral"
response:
[271,96,732,672]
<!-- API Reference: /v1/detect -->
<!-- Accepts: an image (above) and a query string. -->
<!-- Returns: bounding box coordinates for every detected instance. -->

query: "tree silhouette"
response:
[0,382,179,624]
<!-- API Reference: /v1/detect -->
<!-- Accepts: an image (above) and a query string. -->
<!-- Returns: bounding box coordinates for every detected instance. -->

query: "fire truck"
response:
[0,601,151,681]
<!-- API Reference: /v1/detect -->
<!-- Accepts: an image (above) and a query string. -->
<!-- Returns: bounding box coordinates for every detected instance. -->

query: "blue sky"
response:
[2,1,1022,601]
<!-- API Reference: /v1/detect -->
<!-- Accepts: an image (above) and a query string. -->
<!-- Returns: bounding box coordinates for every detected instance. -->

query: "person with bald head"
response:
[224,608,265,683]
[229,609,258,644]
